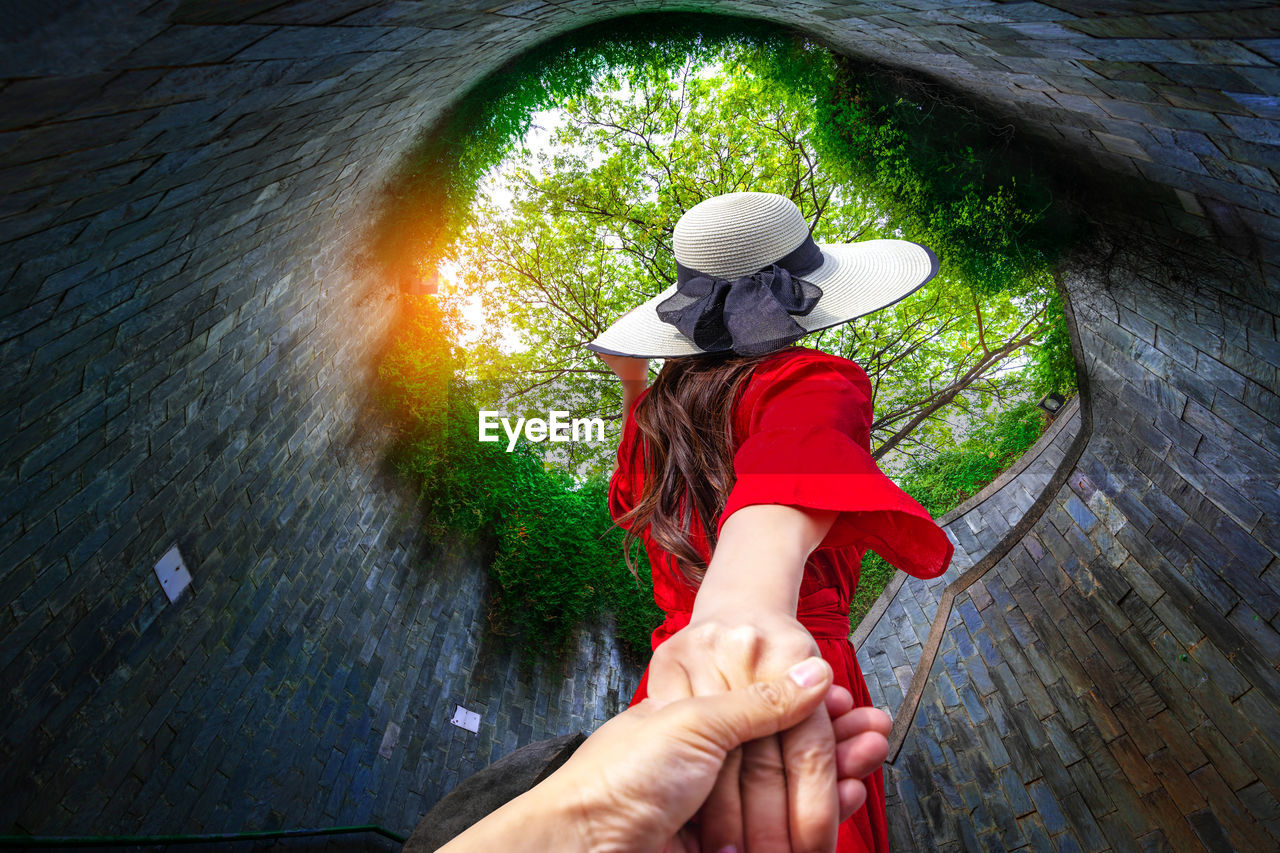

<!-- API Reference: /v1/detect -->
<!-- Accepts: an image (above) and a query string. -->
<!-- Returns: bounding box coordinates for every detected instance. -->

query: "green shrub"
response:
[378,297,662,665]
[1027,287,1078,397]
[898,400,1049,519]
[849,551,897,630]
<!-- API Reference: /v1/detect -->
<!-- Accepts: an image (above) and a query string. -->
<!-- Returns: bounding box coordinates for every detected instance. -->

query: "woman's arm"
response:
[647,503,842,853]
[596,352,650,415]
[693,503,837,621]
[594,352,649,476]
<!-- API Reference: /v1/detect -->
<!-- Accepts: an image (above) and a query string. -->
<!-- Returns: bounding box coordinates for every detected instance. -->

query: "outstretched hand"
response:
[555,657,888,853]
[436,658,891,853]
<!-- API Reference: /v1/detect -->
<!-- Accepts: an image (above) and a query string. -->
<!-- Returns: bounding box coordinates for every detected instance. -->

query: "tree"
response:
[443,41,1057,479]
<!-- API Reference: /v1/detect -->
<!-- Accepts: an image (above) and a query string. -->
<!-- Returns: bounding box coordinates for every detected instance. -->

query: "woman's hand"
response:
[825,685,894,821]
[594,351,649,423]
[594,349,649,382]
[647,611,821,702]
[570,656,837,853]
[437,657,892,853]
[647,609,837,853]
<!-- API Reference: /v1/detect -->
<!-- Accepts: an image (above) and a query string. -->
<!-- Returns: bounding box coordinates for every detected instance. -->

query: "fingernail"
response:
[788,657,825,687]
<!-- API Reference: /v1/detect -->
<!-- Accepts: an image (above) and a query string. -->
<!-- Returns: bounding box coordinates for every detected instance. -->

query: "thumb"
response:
[688,657,834,754]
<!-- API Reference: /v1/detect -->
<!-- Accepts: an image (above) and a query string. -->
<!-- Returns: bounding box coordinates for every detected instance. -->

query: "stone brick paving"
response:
[1,0,1278,845]
[857,397,1083,719]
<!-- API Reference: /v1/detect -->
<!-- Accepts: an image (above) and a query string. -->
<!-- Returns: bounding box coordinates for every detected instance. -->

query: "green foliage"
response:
[455,37,1072,479]
[897,400,1049,519]
[378,297,662,664]
[806,58,1072,292]
[775,54,1081,392]
[371,13,801,283]
[1026,287,1078,397]
[741,42,1081,393]
[849,550,896,630]
[375,14,1086,655]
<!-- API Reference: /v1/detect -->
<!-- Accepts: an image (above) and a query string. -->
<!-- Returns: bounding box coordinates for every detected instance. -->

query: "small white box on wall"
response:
[450,705,481,733]
[154,544,192,603]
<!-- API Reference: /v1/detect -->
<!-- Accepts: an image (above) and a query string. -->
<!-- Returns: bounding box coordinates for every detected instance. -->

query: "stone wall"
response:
[884,230,1280,851]
[855,394,1084,719]
[1,0,1277,843]
[0,1,640,838]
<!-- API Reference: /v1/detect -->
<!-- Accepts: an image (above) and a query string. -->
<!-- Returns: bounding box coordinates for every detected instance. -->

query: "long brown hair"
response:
[615,348,787,587]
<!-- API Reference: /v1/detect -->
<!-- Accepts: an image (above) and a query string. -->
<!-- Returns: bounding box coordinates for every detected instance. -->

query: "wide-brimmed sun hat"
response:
[586,191,939,359]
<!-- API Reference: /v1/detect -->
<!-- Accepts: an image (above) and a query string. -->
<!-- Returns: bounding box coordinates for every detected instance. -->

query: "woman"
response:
[588,192,955,852]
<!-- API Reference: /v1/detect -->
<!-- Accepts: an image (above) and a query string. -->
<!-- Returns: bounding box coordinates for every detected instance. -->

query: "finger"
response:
[671,657,834,754]
[697,746,743,853]
[677,642,738,850]
[781,705,839,853]
[835,731,890,783]
[832,706,894,742]
[741,735,790,853]
[824,684,854,720]
[837,778,868,823]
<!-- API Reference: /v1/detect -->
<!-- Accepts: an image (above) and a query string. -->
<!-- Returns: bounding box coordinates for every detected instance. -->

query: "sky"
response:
[436,105,573,354]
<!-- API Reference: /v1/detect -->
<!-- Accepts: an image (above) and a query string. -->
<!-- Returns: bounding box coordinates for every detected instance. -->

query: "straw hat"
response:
[586,191,939,358]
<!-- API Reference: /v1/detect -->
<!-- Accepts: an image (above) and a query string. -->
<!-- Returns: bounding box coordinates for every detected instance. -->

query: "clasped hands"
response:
[439,650,891,853]
[646,609,873,853]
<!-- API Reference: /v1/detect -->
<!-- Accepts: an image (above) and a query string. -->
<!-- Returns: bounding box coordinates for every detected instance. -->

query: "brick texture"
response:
[2,0,1278,843]
[876,230,1280,851]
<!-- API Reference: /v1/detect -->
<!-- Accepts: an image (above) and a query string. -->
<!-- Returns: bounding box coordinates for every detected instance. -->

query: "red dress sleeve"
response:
[715,351,953,579]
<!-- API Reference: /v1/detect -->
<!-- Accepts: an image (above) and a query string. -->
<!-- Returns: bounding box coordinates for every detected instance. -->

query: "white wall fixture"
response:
[154,544,193,603]
[450,705,481,733]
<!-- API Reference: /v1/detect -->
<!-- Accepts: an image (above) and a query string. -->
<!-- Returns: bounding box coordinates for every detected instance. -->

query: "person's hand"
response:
[549,657,888,853]
[594,349,649,382]
[436,660,893,853]
[647,609,834,852]
[824,684,894,821]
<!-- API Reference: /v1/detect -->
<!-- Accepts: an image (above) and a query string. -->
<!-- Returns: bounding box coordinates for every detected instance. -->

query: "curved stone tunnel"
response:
[1,1,1277,849]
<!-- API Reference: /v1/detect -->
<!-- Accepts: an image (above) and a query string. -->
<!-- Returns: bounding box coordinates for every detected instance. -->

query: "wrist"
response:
[691,595,800,626]
[534,764,655,853]
[694,542,807,620]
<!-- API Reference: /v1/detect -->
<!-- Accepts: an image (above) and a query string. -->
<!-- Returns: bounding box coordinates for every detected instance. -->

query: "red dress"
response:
[607,345,954,853]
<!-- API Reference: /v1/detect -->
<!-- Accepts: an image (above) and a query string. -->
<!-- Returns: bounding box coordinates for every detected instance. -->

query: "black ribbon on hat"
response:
[656,233,825,356]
